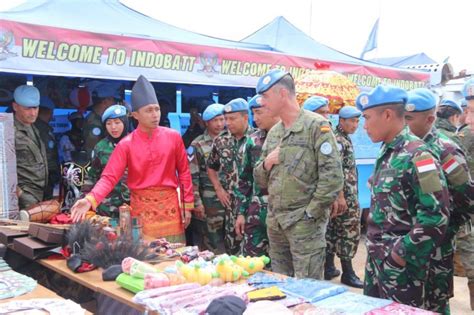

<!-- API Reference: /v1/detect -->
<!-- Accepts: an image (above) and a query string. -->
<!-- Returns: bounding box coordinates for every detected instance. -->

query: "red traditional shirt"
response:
[87,126,194,211]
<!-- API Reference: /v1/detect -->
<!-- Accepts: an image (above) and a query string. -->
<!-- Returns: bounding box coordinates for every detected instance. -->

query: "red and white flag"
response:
[442,158,460,174]
[415,158,436,173]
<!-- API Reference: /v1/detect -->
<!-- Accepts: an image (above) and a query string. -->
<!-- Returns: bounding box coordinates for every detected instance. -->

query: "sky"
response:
[1,0,472,72]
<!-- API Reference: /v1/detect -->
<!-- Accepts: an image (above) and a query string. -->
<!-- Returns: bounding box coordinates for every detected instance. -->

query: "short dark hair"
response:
[274,74,295,96]
[437,106,461,119]
[375,103,405,118]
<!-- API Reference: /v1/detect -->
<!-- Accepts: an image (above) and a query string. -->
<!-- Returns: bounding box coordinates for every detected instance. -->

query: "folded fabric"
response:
[116,273,144,293]
[247,286,286,302]
[244,301,292,315]
[246,272,285,286]
[366,302,439,315]
[276,278,347,303]
[0,270,37,300]
[314,291,392,314]
[0,298,84,315]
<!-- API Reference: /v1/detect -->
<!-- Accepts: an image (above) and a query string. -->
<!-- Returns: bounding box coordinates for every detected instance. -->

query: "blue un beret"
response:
[462,78,474,100]
[356,85,408,111]
[256,69,291,94]
[303,96,329,112]
[248,95,262,109]
[460,99,467,108]
[13,85,40,108]
[338,106,361,119]
[405,88,437,112]
[439,99,463,113]
[101,105,127,123]
[39,96,55,110]
[202,103,224,122]
[223,98,249,114]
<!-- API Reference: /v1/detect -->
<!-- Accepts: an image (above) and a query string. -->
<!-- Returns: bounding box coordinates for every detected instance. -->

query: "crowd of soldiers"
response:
[10,69,474,314]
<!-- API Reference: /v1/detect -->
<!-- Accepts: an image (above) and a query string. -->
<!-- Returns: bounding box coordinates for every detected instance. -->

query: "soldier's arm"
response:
[305,124,344,218]
[189,144,204,209]
[235,139,254,216]
[253,136,270,190]
[391,152,449,271]
[206,140,225,193]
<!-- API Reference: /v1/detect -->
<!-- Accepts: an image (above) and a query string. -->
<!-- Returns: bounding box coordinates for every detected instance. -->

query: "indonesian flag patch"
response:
[442,157,460,174]
[415,157,436,173]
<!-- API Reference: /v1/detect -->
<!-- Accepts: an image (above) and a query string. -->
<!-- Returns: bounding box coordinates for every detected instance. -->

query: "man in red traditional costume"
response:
[71,75,193,242]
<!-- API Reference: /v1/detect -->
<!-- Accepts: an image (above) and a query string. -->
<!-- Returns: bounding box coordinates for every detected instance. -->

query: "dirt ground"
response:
[328,236,472,314]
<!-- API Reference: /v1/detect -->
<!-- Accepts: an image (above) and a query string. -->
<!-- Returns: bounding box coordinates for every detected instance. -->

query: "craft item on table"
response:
[247,286,286,302]
[162,268,187,286]
[50,213,73,224]
[19,200,60,223]
[366,302,439,315]
[215,255,249,282]
[129,260,157,278]
[232,255,270,275]
[243,300,292,315]
[144,272,170,289]
[116,273,145,293]
[314,291,392,314]
[0,270,37,300]
[122,257,139,274]
[63,221,102,273]
[206,295,247,315]
[271,296,306,308]
[132,283,201,305]
[0,298,85,315]
[119,204,132,237]
[87,214,111,227]
[276,278,347,303]
[0,258,11,272]
[291,303,338,315]
[246,272,286,286]
[150,238,186,250]
[176,260,216,285]
[102,264,123,281]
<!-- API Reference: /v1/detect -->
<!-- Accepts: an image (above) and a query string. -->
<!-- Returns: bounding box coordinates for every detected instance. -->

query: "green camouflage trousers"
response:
[326,205,361,260]
[425,244,453,315]
[224,195,242,255]
[457,225,474,283]
[267,214,327,279]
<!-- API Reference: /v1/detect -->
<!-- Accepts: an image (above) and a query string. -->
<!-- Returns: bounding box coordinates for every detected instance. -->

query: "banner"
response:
[0,20,430,89]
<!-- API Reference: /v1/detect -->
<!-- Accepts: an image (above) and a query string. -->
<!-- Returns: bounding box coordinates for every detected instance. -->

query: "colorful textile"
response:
[0,298,85,315]
[0,270,37,300]
[314,291,392,315]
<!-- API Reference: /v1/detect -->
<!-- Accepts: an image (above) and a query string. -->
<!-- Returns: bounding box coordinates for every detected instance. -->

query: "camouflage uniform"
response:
[326,125,361,260]
[254,109,344,279]
[435,117,464,149]
[189,130,226,253]
[34,119,60,200]
[364,126,450,311]
[14,117,48,209]
[207,126,254,254]
[84,138,130,218]
[235,129,269,257]
[82,110,104,158]
[422,127,474,314]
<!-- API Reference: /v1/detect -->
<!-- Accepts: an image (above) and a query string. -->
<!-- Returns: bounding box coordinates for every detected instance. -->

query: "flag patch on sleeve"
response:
[442,157,460,174]
[415,157,436,173]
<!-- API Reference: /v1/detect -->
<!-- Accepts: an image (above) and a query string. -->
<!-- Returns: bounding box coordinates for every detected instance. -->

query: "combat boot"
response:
[469,282,474,310]
[324,253,341,280]
[341,259,364,288]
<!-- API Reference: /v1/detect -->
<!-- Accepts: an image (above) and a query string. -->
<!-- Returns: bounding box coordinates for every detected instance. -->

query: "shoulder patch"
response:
[320,125,331,133]
[92,127,102,136]
[320,142,333,155]
[187,146,195,161]
[442,154,469,185]
[413,154,442,194]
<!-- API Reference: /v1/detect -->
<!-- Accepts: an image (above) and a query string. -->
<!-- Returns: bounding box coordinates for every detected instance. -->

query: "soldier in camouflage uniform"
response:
[435,99,465,149]
[254,69,344,279]
[405,88,474,314]
[83,84,117,158]
[12,85,49,209]
[207,98,254,255]
[188,104,226,253]
[234,95,280,257]
[325,106,364,288]
[357,85,450,311]
[82,105,130,218]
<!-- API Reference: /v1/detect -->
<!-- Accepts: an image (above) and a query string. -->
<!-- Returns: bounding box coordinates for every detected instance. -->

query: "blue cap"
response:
[202,103,224,122]
[338,106,361,119]
[248,95,262,109]
[95,84,120,99]
[462,78,474,100]
[303,96,329,112]
[101,105,127,123]
[256,68,291,94]
[356,85,408,111]
[13,85,40,108]
[223,98,248,114]
[439,99,463,113]
[460,99,467,108]
[39,96,55,110]
[405,88,437,112]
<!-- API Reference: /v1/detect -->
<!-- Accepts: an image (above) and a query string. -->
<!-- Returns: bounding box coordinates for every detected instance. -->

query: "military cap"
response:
[39,96,55,110]
[256,68,291,94]
[460,99,467,108]
[101,105,127,123]
[356,85,407,111]
[13,85,40,108]
[131,75,158,112]
[405,88,437,112]
[303,96,329,112]
[206,295,246,315]
[248,95,262,109]
[338,106,361,118]
[223,98,249,114]
[202,103,224,122]
[439,99,463,113]
[462,78,474,100]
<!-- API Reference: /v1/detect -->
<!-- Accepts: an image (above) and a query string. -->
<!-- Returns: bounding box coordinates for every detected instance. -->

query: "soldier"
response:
[254,69,344,279]
[34,96,60,200]
[207,98,254,255]
[12,85,48,209]
[188,103,226,253]
[82,105,130,218]
[302,95,330,119]
[458,99,468,132]
[357,85,450,310]
[82,84,118,158]
[405,88,474,314]
[435,99,464,149]
[234,95,280,257]
[324,106,364,288]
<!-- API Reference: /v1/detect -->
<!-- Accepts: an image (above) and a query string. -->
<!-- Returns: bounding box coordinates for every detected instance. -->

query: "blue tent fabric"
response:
[241,16,381,67]
[370,53,437,67]
[0,0,274,51]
